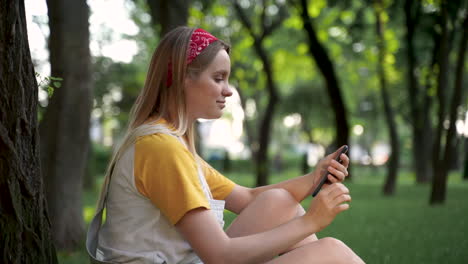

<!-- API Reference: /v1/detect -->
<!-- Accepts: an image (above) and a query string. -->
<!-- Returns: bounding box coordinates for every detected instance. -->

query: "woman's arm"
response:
[177,183,351,264]
[225,147,350,214]
[267,147,350,202]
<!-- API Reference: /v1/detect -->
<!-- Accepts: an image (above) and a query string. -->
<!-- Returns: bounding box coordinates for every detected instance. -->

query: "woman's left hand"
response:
[312,146,350,188]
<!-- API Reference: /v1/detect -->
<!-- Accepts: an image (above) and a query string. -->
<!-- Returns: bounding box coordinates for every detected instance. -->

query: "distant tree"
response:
[280,82,333,174]
[403,0,434,183]
[40,0,92,250]
[0,0,58,262]
[233,0,287,186]
[234,77,260,169]
[374,0,400,196]
[296,0,350,162]
[430,2,467,204]
[145,0,189,35]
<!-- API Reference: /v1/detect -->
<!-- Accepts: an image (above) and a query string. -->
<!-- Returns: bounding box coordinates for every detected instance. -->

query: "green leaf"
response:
[47,86,54,97]
[308,0,326,18]
[284,16,303,29]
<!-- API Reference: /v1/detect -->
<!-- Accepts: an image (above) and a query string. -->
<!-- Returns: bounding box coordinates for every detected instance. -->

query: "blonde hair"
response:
[97,27,230,205]
[128,26,230,153]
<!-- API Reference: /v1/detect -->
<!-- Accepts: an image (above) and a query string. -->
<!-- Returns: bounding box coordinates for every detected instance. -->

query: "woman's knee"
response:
[226,188,299,238]
[320,237,346,248]
[319,237,365,264]
[255,188,297,213]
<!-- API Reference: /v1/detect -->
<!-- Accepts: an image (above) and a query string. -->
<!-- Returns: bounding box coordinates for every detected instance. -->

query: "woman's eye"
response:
[214,77,223,83]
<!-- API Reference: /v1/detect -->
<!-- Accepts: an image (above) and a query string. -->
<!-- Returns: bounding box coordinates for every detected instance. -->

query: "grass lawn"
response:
[60,166,468,263]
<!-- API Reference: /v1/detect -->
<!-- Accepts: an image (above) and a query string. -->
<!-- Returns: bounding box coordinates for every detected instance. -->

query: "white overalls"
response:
[86,124,226,264]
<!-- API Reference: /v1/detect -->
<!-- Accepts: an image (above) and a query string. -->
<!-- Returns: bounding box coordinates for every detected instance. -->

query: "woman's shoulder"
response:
[136,133,184,154]
[134,118,192,159]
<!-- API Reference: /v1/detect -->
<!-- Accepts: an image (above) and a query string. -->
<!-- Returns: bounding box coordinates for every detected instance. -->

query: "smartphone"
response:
[311,145,349,197]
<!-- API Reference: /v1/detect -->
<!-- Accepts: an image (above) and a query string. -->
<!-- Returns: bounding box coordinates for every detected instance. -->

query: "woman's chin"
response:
[203,112,223,120]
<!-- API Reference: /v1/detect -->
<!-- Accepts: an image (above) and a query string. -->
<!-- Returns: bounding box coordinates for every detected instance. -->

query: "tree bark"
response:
[0,0,58,263]
[430,1,450,205]
[404,0,433,183]
[253,41,279,186]
[146,0,189,36]
[301,122,314,174]
[83,138,94,190]
[233,1,284,186]
[298,0,351,176]
[430,8,467,204]
[375,0,400,196]
[414,30,440,183]
[40,0,91,250]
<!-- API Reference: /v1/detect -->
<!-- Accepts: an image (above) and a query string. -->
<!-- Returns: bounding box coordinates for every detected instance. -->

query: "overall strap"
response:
[86,123,175,264]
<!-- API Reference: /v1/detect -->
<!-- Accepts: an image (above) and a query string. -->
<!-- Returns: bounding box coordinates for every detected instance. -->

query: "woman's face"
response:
[184,49,233,121]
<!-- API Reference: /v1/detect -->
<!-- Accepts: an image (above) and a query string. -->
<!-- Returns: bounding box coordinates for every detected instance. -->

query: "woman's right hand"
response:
[305,183,351,231]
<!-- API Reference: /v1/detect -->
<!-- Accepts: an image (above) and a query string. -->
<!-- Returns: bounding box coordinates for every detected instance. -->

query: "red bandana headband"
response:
[166,28,218,87]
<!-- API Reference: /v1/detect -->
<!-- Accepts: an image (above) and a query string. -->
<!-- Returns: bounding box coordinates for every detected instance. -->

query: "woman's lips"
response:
[217,101,226,108]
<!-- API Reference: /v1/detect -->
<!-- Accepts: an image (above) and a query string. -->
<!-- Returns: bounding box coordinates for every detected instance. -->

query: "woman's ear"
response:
[184,72,198,90]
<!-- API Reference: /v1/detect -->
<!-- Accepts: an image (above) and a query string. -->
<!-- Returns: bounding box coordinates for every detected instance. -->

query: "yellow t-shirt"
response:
[134,127,235,226]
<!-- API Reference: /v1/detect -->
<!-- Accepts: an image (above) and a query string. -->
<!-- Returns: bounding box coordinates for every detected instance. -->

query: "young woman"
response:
[87,26,364,264]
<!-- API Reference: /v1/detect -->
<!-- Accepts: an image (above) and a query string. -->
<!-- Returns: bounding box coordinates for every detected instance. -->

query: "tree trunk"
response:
[233,1,284,186]
[146,0,189,36]
[301,123,314,175]
[413,32,440,183]
[223,150,232,173]
[83,138,94,190]
[298,0,351,177]
[254,41,279,186]
[40,0,91,250]
[404,0,433,183]
[375,0,400,196]
[413,130,433,183]
[302,152,309,175]
[430,10,468,204]
[430,0,462,205]
[0,0,58,262]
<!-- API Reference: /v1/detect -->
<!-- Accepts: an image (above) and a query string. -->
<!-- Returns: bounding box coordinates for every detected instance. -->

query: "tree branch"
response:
[261,2,288,39]
[233,1,257,41]
[260,0,267,35]
[234,0,287,42]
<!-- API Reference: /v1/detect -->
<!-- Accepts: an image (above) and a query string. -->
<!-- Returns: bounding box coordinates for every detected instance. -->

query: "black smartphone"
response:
[311,145,349,197]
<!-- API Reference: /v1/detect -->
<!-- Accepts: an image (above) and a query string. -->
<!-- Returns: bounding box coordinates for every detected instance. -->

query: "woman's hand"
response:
[305,183,351,231]
[311,146,350,189]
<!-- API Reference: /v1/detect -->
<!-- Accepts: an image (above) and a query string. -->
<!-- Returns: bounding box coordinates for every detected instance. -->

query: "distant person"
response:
[87,26,364,264]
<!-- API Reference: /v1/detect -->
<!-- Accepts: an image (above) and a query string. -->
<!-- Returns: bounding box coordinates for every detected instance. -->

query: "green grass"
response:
[59,166,468,263]
[317,182,468,263]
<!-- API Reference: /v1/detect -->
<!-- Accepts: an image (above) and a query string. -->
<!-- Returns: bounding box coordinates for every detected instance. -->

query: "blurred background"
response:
[25,0,467,263]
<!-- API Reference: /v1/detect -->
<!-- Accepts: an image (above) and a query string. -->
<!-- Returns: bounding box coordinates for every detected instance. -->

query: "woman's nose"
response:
[223,84,233,97]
